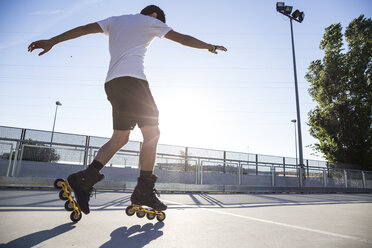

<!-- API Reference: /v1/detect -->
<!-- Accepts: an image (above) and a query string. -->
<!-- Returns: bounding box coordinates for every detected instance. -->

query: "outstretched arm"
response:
[164,30,227,54]
[28,23,103,56]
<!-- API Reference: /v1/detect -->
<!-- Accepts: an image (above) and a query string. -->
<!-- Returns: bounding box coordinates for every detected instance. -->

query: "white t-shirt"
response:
[97,14,172,82]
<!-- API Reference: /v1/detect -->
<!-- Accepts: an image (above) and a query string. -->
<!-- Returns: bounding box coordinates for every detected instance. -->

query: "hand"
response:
[28,39,55,56]
[208,45,227,54]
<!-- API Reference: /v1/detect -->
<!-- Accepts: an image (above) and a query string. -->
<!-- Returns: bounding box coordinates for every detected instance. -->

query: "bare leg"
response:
[129,125,166,211]
[94,130,131,166]
[139,125,160,172]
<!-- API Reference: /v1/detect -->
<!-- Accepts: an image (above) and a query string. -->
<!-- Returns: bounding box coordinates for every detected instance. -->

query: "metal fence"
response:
[0,125,371,189]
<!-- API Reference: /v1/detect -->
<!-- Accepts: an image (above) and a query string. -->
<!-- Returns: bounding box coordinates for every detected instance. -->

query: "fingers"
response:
[28,41,40,52]
[208,45,228,54]
[28,40,52,56]
[28,42,35,52]
[216,46,227,52]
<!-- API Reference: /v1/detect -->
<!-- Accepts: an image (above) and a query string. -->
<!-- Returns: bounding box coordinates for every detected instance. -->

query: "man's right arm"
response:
[164,30,227,54]
[28,23,103,56]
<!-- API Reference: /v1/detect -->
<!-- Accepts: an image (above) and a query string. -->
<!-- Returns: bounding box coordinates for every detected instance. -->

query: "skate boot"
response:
[125,175,167,222]
[54,167,104,222]
[67,168,104,214]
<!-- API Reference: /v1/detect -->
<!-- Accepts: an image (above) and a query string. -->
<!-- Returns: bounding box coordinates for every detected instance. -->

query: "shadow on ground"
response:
[100,222,165,248]
[0,222,75,248]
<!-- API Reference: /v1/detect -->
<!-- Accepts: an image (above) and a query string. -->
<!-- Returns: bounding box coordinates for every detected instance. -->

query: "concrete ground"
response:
[0,189,371,248]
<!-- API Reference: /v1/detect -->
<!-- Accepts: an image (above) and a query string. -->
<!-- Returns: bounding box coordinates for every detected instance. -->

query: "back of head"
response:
[140,5,166,23]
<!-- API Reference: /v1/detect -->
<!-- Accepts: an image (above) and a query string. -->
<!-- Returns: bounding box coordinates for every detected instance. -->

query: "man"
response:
[28,5,227,215]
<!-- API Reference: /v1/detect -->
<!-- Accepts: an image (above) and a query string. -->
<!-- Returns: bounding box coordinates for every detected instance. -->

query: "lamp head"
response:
[276,2,293,15]
[291,9,305,23]
[298,11,305,23]
[56,101,62,106]
[283,5,293,15]
[276,2,285,11]
[292,9,300,18]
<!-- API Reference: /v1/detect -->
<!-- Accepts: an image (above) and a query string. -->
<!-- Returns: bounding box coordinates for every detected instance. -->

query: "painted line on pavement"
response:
[163,199,372,245]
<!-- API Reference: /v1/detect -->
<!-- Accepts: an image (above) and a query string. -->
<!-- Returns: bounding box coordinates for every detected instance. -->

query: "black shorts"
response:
[105,76,159,130]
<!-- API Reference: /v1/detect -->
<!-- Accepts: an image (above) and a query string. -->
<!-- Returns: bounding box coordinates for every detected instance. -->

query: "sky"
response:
[0,0,371,161]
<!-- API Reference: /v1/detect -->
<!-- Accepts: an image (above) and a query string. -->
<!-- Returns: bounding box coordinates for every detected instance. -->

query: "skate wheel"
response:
[156,212,166,222]
[146,212,156,220]
[59,190,70,201]
[125,206,135,216]
[70,211,82,223]
[64,200,74,211]
[54,178,64,189]
[136,210,146,218]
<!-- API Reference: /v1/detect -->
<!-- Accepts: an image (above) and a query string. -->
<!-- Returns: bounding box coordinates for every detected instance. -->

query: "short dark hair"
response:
[140,5,166,23]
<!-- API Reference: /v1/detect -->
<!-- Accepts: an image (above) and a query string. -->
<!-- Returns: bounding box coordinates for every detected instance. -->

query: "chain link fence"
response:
[0,125,371,189]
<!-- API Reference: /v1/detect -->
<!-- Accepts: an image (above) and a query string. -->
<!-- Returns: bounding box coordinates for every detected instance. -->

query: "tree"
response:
[305,15,372,170]
[22,139,61,162]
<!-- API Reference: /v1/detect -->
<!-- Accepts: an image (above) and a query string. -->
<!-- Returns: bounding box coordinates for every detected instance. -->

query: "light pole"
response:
[51,101,62,145]
[291,119,298,165]
[276,2,305,170]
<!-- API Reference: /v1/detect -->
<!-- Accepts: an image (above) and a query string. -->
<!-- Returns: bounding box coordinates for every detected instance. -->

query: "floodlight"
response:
[284,6,293,15]
[276,2,285,11]
[292,10,300,19]
[298,12,305,23]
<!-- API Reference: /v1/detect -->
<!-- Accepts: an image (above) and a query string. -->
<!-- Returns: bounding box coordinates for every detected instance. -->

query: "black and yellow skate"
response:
[54,178,82,223]
[125,204,166,222]
[54,167,104,223]
[125,175,167,222]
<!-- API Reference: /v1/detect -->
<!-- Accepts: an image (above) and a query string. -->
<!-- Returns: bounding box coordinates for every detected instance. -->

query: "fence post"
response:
[283,157,286,176]
[344,170,348,188]
[223,151,226,173]
[255,154,258,175]
[195,158,200,184]
[83,136,90,166]
[361,171,366,189]
[238,162,241,185]
[16,144,25,177]
[299,167,303,187]
[200,160,204,185]
[271,165,275,186]
[323,169,327,187]
[306,159,309,178]
[12,129,26,177]
[184,147,188,172]
[5,143,14,177]
[11,142,20,177]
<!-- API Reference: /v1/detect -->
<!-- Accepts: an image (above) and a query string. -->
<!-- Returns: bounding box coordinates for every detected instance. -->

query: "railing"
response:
[0,142,13,177]
[0,125,371,189]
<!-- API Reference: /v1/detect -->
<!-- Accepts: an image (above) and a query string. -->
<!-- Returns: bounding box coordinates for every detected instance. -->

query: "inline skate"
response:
[125,175,167,222]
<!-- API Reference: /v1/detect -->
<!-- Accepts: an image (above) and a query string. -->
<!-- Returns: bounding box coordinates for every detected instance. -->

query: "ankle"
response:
[140,170,153,178]
[88,160,104,171]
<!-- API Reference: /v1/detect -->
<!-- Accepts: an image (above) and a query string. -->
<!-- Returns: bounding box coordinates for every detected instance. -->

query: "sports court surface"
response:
[0,189,371,248]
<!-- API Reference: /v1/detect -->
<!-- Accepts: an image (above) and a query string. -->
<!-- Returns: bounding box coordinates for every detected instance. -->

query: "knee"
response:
[112,130,130,147]
[153,126,160,138]
[143,126,160,142]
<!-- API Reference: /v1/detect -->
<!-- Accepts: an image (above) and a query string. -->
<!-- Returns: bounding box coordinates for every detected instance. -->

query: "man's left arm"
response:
[28,23,103,56]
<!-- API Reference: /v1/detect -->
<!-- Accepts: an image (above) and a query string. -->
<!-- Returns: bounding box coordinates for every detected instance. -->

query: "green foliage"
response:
[305,15,372,170]
[22,139,61,162]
